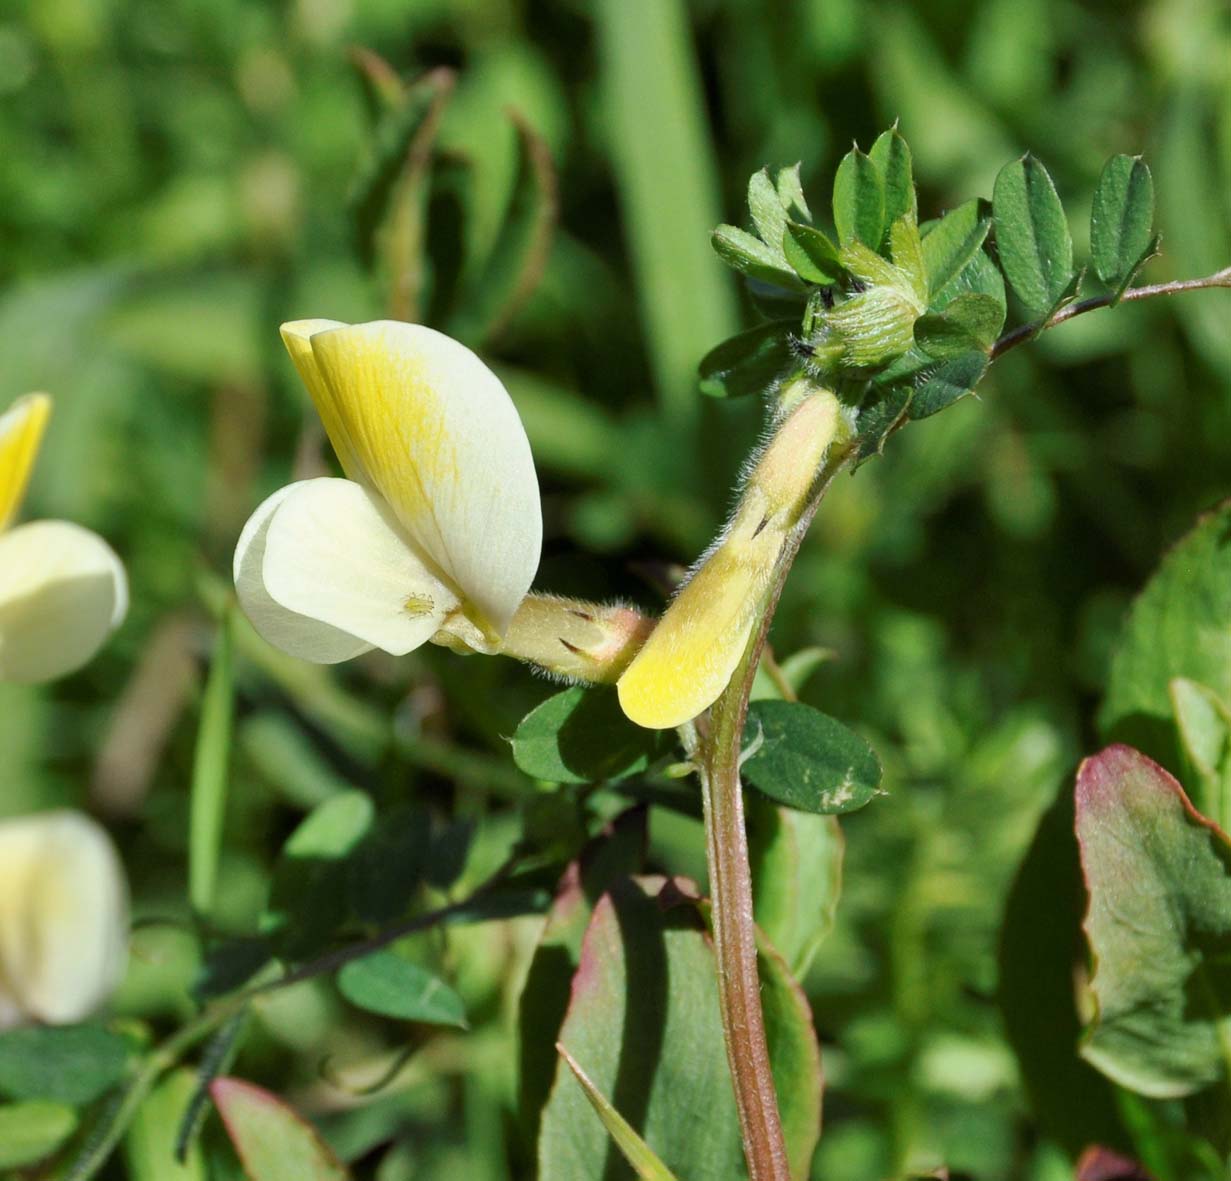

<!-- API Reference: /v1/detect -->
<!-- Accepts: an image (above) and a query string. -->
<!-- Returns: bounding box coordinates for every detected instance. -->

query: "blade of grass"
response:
[594,0,737,440]
[556,1045,680,1180]
[189,606,236,921]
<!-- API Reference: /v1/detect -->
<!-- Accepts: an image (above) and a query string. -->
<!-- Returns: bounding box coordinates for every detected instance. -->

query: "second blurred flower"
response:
[0,810,129,1029]
[0,393,128,683]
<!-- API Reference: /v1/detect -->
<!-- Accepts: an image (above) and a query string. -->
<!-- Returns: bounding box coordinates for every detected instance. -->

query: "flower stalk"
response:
[688,411,857,1181]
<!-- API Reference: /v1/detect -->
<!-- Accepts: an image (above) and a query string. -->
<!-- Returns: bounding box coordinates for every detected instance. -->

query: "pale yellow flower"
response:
[234,321,542,662]
[0,394,128,682]
[0,810,129,1028]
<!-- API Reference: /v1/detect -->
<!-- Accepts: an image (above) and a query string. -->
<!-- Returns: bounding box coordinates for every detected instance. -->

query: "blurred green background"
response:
[1,0,1229,1177]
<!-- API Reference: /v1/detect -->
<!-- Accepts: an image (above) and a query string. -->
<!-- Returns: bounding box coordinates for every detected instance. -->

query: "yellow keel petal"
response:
[618,389,847,730]
[618,504,782,730]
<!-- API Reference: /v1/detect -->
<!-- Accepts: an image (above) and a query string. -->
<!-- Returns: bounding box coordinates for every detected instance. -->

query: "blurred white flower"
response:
[0,394,128,682]
[0,810,129,1028]
[234,320,542,662]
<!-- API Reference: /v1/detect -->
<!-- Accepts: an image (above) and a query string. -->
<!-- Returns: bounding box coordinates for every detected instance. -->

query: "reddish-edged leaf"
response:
[1077,745,1231,1098]
[211,1078,349,1181]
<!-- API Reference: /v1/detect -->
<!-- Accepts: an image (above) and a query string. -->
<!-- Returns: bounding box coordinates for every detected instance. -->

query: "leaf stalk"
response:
[990,266,1231,360]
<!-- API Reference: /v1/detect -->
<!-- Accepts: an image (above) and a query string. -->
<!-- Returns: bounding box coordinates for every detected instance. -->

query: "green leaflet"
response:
[517,809,648,1145]
[742,700,882,814]
[748,796,844,978]
[712,224,804,289]
[854,383,913,463]
[748,167,791,263]
[0,1026,129,1106]
[914,293,1004,358]
[909,350,990,419]
[869,126,917,234]
[337,950,468,1028]
[697,320,796,399]
[1170,679,1231,825]
[783,222,845,285]
[1090,154,1155,289]
[774,162,811,221]
[125,1070,207,1181]
[0,1101,78,1170]
[512,686,664,783]
[992,154,1074,317]
[832,146,885,248]
[920,198,991,301]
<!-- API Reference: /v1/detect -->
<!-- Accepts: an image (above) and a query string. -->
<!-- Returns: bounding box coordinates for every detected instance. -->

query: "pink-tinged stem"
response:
[693,435,855,1181]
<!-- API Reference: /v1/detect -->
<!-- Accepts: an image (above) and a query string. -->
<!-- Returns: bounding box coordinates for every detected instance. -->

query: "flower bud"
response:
[803,238,927,373]
[0,811,129,1028]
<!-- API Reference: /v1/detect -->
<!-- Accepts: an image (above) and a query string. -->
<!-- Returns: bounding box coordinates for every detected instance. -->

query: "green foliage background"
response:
[1,0,1229,1177]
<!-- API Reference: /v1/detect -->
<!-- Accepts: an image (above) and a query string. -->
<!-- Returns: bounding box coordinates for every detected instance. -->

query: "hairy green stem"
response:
[990,266,1231,360]
[693,434,856,1181]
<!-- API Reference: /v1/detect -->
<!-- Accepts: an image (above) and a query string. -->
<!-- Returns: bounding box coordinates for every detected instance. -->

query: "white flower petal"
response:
[0,520,128,683]
[305,321,542,634]
[261,477,458,656]
[0,811,128,1027]
[234,484,373,664]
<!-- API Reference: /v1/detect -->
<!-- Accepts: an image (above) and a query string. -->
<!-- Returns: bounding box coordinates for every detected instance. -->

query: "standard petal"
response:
[234,484,373,664]
[0,393,51,532]
[262,477,459,656]
[307,321,542,634]
[0,520,127,683]
[279,320,364,480]
[0,811,128,1026]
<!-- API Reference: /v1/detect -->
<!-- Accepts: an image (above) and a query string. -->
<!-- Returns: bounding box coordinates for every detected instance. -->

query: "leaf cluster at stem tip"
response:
[702,129,1192,467]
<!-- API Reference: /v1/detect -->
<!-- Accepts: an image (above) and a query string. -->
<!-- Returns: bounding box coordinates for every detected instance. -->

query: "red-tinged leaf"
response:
[1075,1145,1154,1181]
[537,876,742,1180]
[517,809,648,1144]
[537,875,820,1180]
[1076,745,1231,1098]
[211,1078,349,1181]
